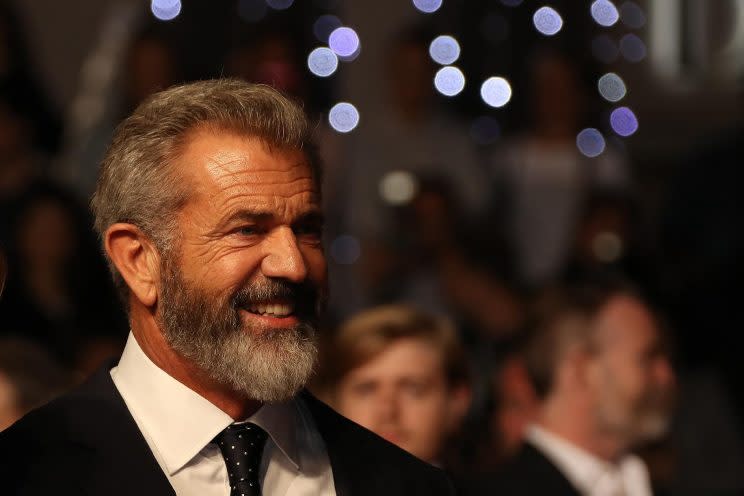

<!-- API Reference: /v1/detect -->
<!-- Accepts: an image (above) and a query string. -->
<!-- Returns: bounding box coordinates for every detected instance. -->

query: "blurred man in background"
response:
[471,283,675,495]
[317,305,472,468]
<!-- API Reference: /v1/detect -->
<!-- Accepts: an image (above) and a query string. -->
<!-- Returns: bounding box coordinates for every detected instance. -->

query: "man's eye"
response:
[294,225,323,239]
[238,226,259,236]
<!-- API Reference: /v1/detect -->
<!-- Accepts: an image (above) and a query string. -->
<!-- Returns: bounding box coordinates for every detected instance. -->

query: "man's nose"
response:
[377,388,400,422]
[261,226,308,283]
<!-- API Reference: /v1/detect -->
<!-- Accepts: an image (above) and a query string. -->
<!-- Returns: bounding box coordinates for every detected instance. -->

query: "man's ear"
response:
[104,223,161,308]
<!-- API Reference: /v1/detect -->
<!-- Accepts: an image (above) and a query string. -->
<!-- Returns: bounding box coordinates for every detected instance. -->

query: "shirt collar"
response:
[526,424,631,494]
[111,333,300,475]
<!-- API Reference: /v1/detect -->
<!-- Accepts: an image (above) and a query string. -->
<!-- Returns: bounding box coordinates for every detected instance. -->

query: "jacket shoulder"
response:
[301,391,455,495]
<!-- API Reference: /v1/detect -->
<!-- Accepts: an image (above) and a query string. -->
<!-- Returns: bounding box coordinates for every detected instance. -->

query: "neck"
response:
[538,396,627,462]
[129,306,262,420]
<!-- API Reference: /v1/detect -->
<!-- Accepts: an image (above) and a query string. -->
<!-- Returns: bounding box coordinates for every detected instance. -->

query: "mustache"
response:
[231,279,323,317]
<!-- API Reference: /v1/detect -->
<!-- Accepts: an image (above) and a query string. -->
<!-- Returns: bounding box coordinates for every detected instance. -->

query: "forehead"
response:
[595,295,659,351]
[176,128,318,210]
[352,338,445,379]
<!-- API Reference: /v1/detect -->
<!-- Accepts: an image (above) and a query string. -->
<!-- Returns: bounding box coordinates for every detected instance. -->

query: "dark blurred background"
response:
[0,0,742,493]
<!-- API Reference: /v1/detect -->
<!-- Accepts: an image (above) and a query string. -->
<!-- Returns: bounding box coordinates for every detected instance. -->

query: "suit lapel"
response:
[77,365,176,496]
[302,391,400,496]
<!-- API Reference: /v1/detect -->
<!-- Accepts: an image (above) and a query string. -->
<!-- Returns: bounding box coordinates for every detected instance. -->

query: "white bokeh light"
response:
[412,0,443,14]
[429,35,460,65]
[533,6,563,36]
[151,0,181,21]
[591,0,620,27]
[480,77,512,108]
[598,73,627,102]
[307,47,338,77]
[328,102,360,133]
[379,171,419,206]
[329,27,360,58]
[576,128,606,158]
[434,66,466,96]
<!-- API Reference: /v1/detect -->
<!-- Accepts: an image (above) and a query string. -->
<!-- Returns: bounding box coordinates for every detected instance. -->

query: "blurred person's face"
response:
[586,296,675,445]
[154,131,327,401]
[335,337,469,463]
[18,199,76,269]
[493,357,539,455]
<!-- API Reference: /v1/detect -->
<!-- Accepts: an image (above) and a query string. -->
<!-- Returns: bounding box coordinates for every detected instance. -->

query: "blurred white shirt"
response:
[110,333,336,496]
[527,424,652,496]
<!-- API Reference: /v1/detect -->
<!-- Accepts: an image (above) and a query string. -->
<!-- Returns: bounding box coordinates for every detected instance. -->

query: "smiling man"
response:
[0,80,453,496]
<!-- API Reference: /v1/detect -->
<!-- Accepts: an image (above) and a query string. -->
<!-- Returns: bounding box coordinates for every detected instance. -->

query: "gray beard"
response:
[157,260,319,402]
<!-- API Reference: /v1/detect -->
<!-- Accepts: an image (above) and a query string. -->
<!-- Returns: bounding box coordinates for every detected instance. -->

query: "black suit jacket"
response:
[0,366,454,495]
[464,442,581,496]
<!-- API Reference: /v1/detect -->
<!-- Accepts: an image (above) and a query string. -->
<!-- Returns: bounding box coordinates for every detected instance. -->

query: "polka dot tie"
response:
[214,422,268,496]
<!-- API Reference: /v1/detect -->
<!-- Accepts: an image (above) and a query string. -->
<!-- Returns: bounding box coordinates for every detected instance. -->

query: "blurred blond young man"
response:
[318,305,471,466]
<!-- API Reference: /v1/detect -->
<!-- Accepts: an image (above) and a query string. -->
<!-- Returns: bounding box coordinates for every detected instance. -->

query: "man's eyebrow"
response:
[219,208,325,226]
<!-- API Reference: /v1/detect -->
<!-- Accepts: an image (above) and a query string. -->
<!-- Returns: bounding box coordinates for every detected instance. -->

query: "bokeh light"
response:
[533,6,563,36]
[379,171,419,206]
[591,0,620,27]
[313,15,342,42]
[412,0,443,14]
[307,47,339,77]
[266,0,294,10]
[592,35,619,64]
[620,1,646,29]
[480,77,512,108]
[151,0,181,21]
[329,27,361,58]
[620,33,646,62]
[576,128,606,157]
[238,0,267,22]
[598,73,627,102]
[429,35,460,65]
[610,107,639,136]
[330,235,361,265]
[434,66,466,96]
[470,116,501,145]
[328,102,360,133]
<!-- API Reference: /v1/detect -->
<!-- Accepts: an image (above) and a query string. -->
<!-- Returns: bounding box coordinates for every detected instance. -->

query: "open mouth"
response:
[244,301,295,318]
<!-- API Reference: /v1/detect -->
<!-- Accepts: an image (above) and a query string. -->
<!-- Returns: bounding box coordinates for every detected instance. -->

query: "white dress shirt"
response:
[526,425,652,496]
[110,333,336,496]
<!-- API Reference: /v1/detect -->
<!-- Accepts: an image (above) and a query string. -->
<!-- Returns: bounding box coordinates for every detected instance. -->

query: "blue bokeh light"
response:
[330,235,361,265]
[620,33,647,62]
[329,27,361,58]
[610,107,639,136]
[313,15,342,42]
[266,0,294,10]
[576,128,606,157]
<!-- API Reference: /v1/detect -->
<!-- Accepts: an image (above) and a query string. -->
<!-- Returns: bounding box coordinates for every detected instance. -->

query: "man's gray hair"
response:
[91,79,319,302]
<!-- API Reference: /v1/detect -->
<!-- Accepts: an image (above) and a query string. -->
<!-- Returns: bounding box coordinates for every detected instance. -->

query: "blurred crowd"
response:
[1,2,743,495]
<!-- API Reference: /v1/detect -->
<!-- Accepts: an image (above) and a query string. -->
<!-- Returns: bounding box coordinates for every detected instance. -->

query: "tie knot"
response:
[215,422,268,496]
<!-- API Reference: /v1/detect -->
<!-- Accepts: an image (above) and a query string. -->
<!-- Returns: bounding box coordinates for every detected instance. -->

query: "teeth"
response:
[247,303,294,317]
